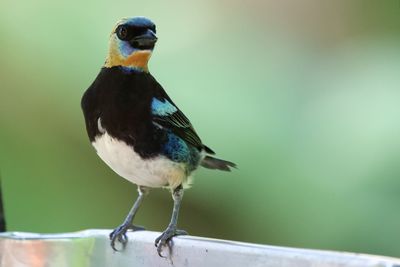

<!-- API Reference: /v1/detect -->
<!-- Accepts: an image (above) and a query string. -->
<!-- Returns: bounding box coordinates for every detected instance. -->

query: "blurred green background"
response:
[1,0,400,258]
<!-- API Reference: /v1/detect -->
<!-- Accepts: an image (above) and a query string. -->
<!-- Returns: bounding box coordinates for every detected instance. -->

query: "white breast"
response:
[92,132,187,189]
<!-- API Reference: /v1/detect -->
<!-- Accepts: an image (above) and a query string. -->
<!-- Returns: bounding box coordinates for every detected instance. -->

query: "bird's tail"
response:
[200,156,237,172]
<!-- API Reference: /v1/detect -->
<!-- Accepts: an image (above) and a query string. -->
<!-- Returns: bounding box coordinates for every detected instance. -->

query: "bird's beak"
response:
[130,29,158,49]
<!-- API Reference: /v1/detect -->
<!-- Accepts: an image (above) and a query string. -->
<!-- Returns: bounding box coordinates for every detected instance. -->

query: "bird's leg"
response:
[110,185,148,251]
[155,184,188,256]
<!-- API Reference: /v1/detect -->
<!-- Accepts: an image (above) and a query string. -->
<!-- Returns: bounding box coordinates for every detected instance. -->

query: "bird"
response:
[81,16,236,256]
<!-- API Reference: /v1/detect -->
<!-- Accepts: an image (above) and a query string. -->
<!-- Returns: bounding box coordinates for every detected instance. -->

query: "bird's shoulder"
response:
[146,75,209,152]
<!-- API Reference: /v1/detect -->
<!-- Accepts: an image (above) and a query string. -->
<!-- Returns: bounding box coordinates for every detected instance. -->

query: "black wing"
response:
[150,75,215,154]
[150,96,204,149]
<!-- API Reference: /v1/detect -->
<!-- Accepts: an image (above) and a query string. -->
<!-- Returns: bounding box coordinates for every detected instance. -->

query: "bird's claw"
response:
[109,226,128,251]
[155,228,188,257]
[109,224,146,251]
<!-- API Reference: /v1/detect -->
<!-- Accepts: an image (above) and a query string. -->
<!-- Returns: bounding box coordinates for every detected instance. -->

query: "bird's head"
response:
[105,17,157,72]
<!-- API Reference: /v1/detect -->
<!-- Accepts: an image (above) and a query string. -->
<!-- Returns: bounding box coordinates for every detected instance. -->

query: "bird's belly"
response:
[92,132,187,188]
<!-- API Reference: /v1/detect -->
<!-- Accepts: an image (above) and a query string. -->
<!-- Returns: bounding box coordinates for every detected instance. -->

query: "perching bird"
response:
[81,17,236,256]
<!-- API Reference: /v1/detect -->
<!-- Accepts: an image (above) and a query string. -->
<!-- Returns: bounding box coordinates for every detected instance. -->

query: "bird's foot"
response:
[155,227,188,257]
[109,224,145,251]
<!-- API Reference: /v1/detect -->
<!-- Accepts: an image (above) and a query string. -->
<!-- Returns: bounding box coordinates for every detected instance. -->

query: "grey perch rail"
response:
[0,230,399,267]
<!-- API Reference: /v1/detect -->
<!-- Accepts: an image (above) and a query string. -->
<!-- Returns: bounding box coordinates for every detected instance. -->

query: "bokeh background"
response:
[1,0,400,258]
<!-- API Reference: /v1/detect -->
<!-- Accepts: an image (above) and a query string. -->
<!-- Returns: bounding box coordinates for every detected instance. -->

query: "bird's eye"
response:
[116,25,130,40]
[151,25,156,34]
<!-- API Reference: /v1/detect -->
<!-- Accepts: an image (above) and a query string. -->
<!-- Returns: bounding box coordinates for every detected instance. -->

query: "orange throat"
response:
[105,49,151,72]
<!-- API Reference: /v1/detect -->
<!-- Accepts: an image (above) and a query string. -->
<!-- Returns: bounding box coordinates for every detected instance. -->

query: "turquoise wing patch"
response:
[151,98,177,116]
[151,97,203,150]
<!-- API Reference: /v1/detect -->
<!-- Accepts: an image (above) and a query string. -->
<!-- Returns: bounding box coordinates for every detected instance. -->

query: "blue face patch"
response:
[151,98,177,116]
[117,38,139,58]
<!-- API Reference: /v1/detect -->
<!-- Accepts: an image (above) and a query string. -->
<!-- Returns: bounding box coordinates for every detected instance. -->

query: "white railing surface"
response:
[0,230,399,267]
